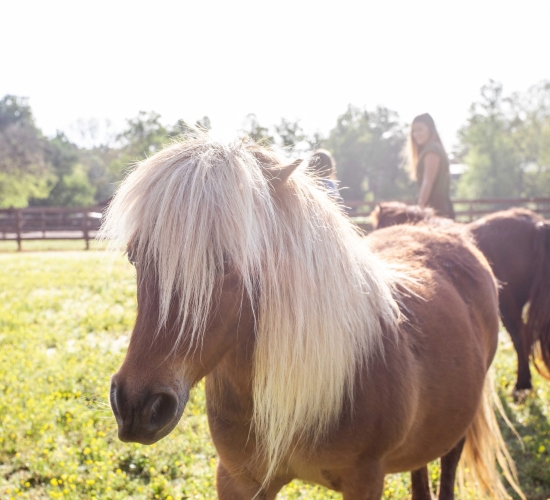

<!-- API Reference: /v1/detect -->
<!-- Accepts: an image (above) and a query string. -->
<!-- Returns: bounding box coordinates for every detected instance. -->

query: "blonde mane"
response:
[99,132,401,481]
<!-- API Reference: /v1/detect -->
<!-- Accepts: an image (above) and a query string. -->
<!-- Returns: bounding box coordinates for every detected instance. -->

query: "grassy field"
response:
[0,239,106,252]
[0,250,549,499]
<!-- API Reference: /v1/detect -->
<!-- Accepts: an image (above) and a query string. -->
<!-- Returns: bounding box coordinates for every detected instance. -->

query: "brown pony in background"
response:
[100,136,522,499]
[372,201,550,394]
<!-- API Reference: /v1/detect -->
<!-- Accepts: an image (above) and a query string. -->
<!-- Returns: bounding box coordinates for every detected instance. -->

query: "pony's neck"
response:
[205,327,255,417]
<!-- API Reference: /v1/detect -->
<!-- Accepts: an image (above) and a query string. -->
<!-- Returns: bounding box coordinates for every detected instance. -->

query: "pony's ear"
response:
[264,159,302,187]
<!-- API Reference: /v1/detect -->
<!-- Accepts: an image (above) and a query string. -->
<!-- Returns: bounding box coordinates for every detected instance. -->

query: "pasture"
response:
[1,250,550,499]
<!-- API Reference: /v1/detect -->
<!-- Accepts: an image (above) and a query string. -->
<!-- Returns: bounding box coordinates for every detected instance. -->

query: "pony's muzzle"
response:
[109,375,186,445]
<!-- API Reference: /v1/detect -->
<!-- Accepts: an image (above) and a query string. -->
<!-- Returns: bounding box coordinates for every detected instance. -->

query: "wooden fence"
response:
[0,206,103,250]
[344,197,550,232]
[1,197,550,250]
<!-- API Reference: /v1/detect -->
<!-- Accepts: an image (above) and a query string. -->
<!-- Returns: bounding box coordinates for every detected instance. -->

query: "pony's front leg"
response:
[216,462,285,500]
[411,466,434,500]
[342,460,385,500]
[500,292,532,393]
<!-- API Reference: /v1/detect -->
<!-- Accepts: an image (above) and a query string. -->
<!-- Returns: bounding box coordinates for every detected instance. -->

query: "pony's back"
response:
[371,201,450,229]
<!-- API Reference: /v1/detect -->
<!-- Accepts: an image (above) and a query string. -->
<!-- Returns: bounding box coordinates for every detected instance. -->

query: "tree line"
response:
[0,79,548,208]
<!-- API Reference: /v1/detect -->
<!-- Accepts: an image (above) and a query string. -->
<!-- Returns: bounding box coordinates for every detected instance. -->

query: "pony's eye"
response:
[222,255,232,275]
[127,245,137,266]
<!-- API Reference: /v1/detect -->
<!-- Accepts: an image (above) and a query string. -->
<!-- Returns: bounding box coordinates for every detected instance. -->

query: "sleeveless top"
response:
[416,142,455,219]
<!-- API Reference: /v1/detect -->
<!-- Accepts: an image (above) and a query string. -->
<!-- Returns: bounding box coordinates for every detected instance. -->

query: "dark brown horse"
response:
[372,201,550,393]
[101,137,521,499]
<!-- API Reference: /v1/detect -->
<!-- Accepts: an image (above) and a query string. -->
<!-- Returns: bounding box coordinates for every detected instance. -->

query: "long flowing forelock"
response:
[100,136,273,349]
[99,135,401,486]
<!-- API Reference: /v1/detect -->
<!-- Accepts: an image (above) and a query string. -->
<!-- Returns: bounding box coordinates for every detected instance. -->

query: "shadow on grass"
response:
[499,389,550,500]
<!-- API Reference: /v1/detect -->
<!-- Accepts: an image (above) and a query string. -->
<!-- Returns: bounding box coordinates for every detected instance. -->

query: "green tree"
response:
[31,132,97,207]
[116,111,180,158]
[104,111,189,199]
[195,116,211,130]
[456,81,522,199]
[78,144,119,203]
[274,118,306,149]
[456,80,550,199]
[0,95,52,207]
[44,165,96,207]
[322,105,412,201]
[507,80,550,197]
[240,114,274,144]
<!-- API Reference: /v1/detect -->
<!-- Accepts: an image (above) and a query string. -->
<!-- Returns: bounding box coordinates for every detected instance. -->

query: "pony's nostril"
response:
[142,391,178,433]
[109,381,123,423]
[109,378,186,444]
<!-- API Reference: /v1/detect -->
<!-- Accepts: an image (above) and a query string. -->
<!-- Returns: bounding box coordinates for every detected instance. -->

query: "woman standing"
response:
[406,113,455,219]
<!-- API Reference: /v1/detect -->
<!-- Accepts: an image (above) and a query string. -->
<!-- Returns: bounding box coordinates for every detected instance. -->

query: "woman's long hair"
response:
[404,113,446,181]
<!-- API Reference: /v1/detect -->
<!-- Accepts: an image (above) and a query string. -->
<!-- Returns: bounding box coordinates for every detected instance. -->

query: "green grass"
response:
[0,239,106,252]
[0,252,549,499]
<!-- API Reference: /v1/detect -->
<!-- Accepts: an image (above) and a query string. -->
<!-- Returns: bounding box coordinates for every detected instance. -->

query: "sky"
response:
[2,0,549,151]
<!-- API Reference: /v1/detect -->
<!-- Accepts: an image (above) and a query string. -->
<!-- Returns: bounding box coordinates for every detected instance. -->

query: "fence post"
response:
[16,209,22,251]
[83,210,90,250]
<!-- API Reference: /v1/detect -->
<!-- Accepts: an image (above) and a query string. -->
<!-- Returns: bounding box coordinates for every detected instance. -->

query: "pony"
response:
[371,201,451,229]
[372,201,550,394]
[100,135,522,499]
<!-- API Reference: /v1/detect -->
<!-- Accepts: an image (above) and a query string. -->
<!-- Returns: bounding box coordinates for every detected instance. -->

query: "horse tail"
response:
[525,221,550,378]
[460,371,525,499]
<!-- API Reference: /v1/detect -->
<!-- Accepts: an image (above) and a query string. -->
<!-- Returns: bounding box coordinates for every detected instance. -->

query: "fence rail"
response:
[0,206,103,250]
[2,198,550,250]
[346,197,550,232]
